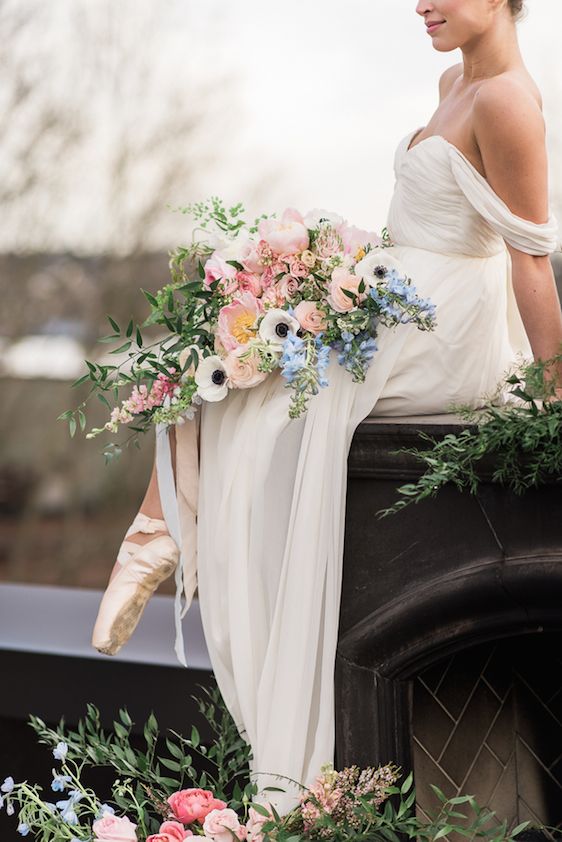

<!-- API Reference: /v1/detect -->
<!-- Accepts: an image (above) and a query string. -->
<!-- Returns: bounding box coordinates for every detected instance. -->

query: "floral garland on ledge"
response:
[0,685,549,841]
[381,354,562,516]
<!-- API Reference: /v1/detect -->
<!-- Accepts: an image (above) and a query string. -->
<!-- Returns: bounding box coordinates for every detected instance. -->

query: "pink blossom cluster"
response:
[105,372,178,431]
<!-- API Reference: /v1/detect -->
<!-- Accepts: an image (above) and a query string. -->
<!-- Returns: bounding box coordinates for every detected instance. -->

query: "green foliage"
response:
[380,355,562,517]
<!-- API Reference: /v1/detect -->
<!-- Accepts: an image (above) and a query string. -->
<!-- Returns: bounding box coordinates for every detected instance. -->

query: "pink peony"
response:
[92,814,137,841]
[258,208,309,256]
[236,270,263,297]
[240,242,265,275]
[223,347,268,389]
[146,821,193,842]
[204,254,238,294]
[327,267,367,313]
[216,292,263,352]
[294,300,327,335]
[167,789,227,825]
[202,808,245,842]
[340,225,382,256]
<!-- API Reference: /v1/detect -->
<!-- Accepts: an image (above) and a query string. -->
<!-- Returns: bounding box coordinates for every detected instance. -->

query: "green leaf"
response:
[110,341,132,355]
[400,770,414,794]
[97,393,112,410]
[249,802,272,817]
[198,261,205,279]
[136,328,143,348]
[107,315,120,333]
[433,826,454,840]
[71,373,90,388]
[126,319,134,338]
[511,821,531,837]
[69,417,77,438]
[429,784,448,803]
[78,410,86,432]
[143,289,159,307]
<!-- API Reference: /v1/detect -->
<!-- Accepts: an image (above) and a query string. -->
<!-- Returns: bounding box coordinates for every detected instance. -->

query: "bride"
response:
[91,0,561,816]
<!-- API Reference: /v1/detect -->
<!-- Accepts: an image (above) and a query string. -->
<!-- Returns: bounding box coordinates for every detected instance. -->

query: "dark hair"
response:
[508,0,525,19]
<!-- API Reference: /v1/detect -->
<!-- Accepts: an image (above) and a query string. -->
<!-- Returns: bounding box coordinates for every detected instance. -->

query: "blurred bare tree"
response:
[0,0,237,255]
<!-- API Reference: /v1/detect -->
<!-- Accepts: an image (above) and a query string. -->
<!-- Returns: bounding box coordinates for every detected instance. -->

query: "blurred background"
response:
[1,0,562,591]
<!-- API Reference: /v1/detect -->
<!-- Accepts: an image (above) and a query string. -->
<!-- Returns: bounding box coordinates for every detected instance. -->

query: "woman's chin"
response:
[431,37,458,53]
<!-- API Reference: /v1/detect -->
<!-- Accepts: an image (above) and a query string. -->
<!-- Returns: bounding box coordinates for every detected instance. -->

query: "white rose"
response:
[258,309,300,349]
[354,249,406,286]
[194,355,229,402]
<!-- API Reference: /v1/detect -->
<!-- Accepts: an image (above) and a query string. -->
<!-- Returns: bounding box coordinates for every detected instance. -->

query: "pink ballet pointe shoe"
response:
[92,513,179,656]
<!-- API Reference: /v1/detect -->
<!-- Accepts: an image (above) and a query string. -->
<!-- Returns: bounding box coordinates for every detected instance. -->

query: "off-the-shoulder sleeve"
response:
[449,146,561,256]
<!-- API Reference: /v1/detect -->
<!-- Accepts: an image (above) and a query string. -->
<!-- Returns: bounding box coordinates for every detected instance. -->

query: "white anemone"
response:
[258,309,300,349]
[194,354,229,402]
[354,249,406,286]
[303,208,347,231]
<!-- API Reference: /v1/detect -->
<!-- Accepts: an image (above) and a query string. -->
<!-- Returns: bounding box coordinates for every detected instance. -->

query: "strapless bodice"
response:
[386,128,560,258]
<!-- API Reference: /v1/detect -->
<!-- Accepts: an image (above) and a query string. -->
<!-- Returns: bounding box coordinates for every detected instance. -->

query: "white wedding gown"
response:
[157,127,560,816]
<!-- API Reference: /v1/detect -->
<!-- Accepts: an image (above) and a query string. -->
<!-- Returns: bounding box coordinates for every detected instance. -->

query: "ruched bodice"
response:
[387,128,560,258]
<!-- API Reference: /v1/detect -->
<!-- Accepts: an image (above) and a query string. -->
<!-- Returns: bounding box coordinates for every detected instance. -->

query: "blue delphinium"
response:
[52,741,68,762]
[56,789,83,825]
[333,330,378,382]
[370,269,436,327]
[279,333,307,384]
[280,332,331,417]
[51,771,72,792]
[17,821,30,836]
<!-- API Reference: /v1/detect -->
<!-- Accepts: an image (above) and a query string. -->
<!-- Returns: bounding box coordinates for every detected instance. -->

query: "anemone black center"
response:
[275,323,289,338]
[211,370,226,385]
[374,265,387,278]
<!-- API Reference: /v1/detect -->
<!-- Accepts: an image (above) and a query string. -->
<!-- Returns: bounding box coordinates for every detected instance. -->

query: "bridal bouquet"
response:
[64,199,436,443]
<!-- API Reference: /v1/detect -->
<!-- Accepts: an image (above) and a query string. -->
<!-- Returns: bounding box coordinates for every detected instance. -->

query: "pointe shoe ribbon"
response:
[92,516,179,656]
[116,513,168,566]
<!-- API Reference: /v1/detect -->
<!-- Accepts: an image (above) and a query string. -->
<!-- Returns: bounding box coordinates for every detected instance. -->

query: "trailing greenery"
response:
[380,355,562,517]
[2,683,559,840]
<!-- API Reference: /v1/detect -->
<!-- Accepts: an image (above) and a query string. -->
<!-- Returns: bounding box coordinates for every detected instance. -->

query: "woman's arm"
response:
[473,77,562,383]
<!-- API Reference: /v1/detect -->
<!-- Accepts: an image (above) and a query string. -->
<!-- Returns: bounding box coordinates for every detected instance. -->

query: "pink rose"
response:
[288,257,308,278]
[278,274,300,301]
[92,815,137,841]
[216,292,263,352]
[224,347,268,389]
[203,808,245,842]
[204,254,238,294]
[294,301,327,335]
[167,789,227,825]
[236,271,263,297]
[245,806,274,842]
[146,820,193,842]
[258,208,309,256]
[327,267,367,313]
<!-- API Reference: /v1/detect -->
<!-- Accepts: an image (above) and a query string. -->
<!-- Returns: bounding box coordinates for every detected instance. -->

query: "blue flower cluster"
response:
[332,330,378,381]
[280,333,330,390]
[370,269,436,324]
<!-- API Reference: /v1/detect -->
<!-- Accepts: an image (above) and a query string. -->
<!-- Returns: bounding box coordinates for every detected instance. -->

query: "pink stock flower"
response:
[92,814,137,840]
[327,267,367,313]
[202,808,246,842]
[236,270,263,297]
[261,283,286,308]
[294,301,327,335]
[204,254,238,294]
[146,820,193,842]
[216,292,263,352]
[258,208,309,256]
[223,347,268,389]
[167,789,227,825]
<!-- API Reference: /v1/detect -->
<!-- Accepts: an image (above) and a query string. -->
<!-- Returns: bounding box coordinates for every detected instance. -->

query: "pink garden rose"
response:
[277,274,300,301]
[167,789,227,825]
[146,821,193,842]
[223,347,268,389]
[327,267,367,313]
[204,254,238,294]
[92,814,137,841]
[245,806,275,842]
[258,208,309,256]
[294,300,327,335]
[202,808,246,842]
[216,292,263,352]
[236,270,263,297]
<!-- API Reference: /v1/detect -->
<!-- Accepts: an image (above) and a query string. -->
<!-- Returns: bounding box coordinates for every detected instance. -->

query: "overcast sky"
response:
[2,1,561,252]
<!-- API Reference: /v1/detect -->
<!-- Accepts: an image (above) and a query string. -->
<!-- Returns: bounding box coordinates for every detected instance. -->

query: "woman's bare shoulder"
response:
[438,62,464,100]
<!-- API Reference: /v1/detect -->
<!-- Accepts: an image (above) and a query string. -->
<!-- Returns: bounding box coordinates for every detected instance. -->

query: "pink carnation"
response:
[167,789,227,825]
